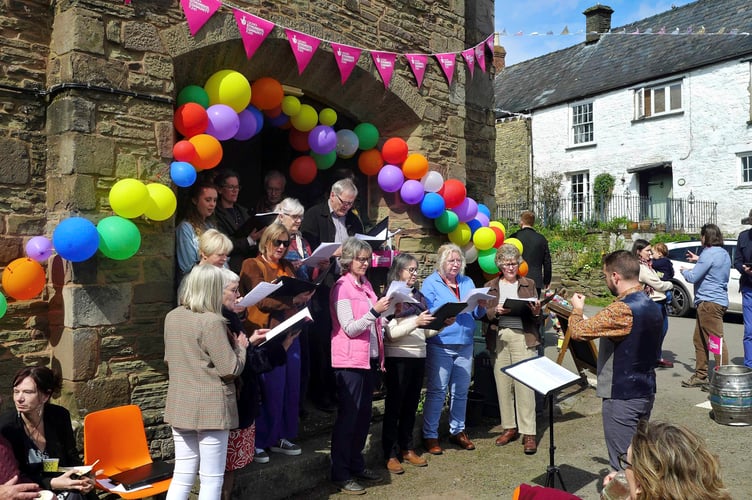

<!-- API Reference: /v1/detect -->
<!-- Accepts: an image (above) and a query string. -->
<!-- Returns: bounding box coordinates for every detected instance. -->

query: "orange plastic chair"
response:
[83,405,172,499]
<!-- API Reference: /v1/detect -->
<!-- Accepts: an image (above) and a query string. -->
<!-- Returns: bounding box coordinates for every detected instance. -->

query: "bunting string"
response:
[497,26,751,37]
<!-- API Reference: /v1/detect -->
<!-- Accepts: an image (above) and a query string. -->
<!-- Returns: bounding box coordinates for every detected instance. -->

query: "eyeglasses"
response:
[335,193,355,208]
[354,256,370,264]
[618,453,632,470]
[282,213,303,221]
[225,286,240,295]
[273,239,291,248]
[222,185,241,191]
[501,262,519,268]
[405,267,418,274]
[447,258,462,264]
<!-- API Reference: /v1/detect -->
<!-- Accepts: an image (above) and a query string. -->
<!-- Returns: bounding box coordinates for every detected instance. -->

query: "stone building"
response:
[0,0,496,459]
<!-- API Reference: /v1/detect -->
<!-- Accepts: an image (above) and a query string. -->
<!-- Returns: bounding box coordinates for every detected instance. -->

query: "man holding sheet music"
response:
[567,250,662,472]
[300,178,364,412]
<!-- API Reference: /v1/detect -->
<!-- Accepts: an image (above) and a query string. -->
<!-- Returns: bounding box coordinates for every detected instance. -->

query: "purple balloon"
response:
[377,164,405,193]
[477,203,492,218]
[233,109,258,140]
[400,179,425,205]
[454,197,479,222]
[474,212,490,227]
[308,125,337,154]
[205,104,240,141]
[420,192,445,219]
[26,236,53,262]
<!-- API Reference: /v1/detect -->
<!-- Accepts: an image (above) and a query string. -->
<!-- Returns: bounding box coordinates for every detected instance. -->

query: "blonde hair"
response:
[258,223,290,257]
[199,229,233,258]
[435,243,466,277]
[179,265,224,314]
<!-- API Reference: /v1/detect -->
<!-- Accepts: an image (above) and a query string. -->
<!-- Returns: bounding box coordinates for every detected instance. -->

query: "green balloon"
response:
[0,293,7,319]
[478,248,499,274]
[435,210,459,234]
[311,150,337,170]
[177,85,210,108]
[97,216,142,260]
[354,122,379,150]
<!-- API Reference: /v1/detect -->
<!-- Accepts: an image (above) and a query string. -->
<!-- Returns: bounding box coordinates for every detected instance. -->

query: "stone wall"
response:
[0,0,496,457]
[494,117,531,204]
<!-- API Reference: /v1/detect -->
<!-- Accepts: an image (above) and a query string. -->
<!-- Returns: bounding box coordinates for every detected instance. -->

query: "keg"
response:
[709,365,752,426]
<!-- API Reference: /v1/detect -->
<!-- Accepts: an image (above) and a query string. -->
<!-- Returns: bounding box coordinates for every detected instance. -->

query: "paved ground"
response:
[237,308,752,499]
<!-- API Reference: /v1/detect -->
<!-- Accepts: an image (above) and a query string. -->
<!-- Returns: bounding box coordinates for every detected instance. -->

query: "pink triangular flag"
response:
[709,334,723,356]
[474,44,487,73]
[285,29,321,75]
[461,48,476,77]
[405,54,428,88]
[485,34,494,53]
[180,0,222,37]
[435,53,456,85]
[330,43,362,85]
[232,9,275,60]
[370,51,397,88]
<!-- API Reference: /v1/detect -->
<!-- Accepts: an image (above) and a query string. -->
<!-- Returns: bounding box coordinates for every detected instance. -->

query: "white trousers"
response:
[166,427,229,500]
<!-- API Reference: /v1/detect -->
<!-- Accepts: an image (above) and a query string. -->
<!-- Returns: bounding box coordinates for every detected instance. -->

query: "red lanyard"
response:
[442,275,461,301]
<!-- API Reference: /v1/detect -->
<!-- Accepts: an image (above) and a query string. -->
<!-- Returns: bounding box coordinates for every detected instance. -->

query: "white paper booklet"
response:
[300,242,341,266]
[460,287,494,314]
[237,281,284,308]
[259,307,313,345]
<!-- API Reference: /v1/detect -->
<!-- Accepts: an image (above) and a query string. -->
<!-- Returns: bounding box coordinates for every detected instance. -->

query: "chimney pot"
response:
[583,4,614,44]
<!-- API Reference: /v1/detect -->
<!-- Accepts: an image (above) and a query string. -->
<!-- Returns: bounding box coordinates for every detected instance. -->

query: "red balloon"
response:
[173,103,208,138]
[173,140,197,163]
[440,179,467,209]
[381,137,408,165]
[289,156,317,184]
[491,227,505,248]
[264,105,283,118]
[289,128,311,152]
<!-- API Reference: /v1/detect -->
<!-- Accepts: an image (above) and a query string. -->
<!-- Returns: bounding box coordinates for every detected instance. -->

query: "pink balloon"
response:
[377,164,404,193]
[205,104,240,141]
[454,197,478,223]
[25,236,53,262]
[233,109,258,140]
[400,179,425,205]
[474,212,490,227]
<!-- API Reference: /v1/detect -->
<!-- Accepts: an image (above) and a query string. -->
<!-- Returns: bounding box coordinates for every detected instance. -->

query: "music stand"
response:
[501,355,582,491]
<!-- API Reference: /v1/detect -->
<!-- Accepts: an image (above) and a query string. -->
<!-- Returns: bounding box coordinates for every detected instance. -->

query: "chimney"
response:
[583,4,614,44]
[493,33,506,72]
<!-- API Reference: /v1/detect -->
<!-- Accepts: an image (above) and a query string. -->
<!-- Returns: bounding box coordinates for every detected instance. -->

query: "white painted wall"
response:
[530,60,752,235]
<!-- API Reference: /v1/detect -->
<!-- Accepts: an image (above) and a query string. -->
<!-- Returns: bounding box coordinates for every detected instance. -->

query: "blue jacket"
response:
[420,271,485,345]
[680,246,730,307]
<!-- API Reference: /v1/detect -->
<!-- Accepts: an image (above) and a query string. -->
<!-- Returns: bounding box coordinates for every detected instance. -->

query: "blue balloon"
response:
[53,217,99,262]
[420,192,446,219]
[269,113,290,128]
[170,161,197,188]
[467,218,482,234]
[247,105,264,134]
[477,203,491,218]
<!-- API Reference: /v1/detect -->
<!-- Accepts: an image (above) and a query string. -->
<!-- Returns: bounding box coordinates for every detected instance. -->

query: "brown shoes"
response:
[401,449,428,467]
[523,434,537,455]
[423,438,443,455]
[386,457,404,475]
[495,428,520,446]
[449,431,476,450]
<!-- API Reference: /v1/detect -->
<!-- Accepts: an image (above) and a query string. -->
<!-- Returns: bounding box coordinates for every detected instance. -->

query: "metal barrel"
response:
[709,365,752,426]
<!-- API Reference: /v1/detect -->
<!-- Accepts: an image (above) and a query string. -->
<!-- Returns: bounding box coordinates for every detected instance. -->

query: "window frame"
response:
[570,100,594,146]
[570,171,590,221]
[634,80,683,119]
[740,152,752,185]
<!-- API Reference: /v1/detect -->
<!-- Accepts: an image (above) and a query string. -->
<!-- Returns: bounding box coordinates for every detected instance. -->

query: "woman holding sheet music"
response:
[483,243,542,455]
[420,243,487,455]
[381,253,437,475]
[239,223,313,463]
[329,237,391,495]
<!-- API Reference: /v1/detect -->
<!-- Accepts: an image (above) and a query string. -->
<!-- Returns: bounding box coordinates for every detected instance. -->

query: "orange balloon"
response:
[358,149,384,176]
[381,137,409,165]
[518,260,529,277]
[188,134,223,170]
[2,257,45,300]
[289,156,317,184]
[402,153,429,180]
[250,77,284,110]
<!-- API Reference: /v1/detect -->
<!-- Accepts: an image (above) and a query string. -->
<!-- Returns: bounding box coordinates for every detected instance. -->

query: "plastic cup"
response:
[42,458,59,473]
[601,470,630,500]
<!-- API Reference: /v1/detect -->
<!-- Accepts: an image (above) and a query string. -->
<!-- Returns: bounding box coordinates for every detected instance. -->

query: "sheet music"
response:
[384,281,419,316]
[237,281,284,308]
[300,242,341,266]
[460,287,494,314]
[502,355,581,396]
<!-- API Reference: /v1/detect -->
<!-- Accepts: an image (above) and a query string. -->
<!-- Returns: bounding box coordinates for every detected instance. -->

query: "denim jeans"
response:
[167,428,229,500]
[422,343,473,439]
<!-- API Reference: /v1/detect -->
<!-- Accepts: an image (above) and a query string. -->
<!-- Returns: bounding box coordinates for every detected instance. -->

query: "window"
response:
[741,153,752,183]
[571,102,593,145]
[571,172,590,221]
[635,81,682,119]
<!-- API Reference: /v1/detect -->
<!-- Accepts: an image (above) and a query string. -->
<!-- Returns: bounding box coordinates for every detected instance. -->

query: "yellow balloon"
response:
[489,220,506,235]
[281,96,301,117]
[319,108,338,127]
[109,179,149,219]
[144,183,177,221]
[473,227,496,251]
[449,222,472,246]
[204,70,251,113]
[290,104,318,132]
[505,237,524,254]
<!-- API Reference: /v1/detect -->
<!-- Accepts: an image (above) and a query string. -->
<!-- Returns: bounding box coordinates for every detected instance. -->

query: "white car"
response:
[665,240,741,317]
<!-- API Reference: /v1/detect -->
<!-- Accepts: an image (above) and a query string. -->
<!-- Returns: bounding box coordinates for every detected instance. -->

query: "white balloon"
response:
[463,242,478,264]
[421,171,444,193]
[336,129,359,157]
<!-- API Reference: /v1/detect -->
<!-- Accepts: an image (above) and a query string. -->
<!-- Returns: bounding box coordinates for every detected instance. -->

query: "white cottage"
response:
[495,1,752,235]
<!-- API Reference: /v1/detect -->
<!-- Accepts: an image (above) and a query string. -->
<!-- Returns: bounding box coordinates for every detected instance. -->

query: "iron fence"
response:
[496,194,716,233]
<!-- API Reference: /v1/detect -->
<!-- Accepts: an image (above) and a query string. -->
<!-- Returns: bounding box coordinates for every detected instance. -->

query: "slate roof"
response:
[494,0,752,115]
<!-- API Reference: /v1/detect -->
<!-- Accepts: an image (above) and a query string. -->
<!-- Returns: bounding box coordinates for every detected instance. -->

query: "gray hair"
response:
[435,243,466,277]
[219,267,239,288]
[199,229,233,258]
[331,178,358,197]
[275,197,305,218]
[495,244,522,267]
[179,265,224,314]
[340,237,372,274]
[264,169,286,187]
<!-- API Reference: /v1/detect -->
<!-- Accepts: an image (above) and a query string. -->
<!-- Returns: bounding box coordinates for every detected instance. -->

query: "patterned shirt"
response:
[568,285,644,341]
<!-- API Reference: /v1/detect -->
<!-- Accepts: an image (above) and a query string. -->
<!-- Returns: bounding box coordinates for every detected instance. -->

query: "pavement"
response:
[229,307,752,499]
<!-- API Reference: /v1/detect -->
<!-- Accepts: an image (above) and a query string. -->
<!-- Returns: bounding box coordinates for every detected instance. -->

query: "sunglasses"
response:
[273,239,291,248]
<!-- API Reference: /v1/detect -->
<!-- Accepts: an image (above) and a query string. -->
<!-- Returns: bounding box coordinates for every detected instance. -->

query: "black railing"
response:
[496,194,716,233]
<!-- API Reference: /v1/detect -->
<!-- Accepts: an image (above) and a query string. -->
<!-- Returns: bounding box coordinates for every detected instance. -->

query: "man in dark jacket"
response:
[509,211,551,296]
[735,209,752,369]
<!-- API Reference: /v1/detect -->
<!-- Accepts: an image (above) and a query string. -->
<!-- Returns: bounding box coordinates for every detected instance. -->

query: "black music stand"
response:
[501,355,582,491]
